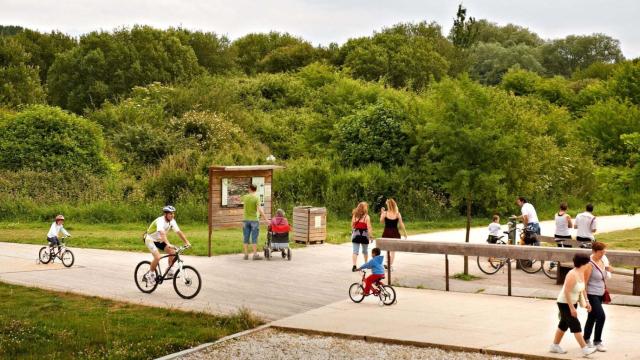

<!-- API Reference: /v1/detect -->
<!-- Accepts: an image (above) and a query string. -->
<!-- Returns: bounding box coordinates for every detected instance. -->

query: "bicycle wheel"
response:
[134,261,159,294]
[173,265,202,299]
[380,285,396,305]
[477,256,504,275]
[518,258,542,273]
[39,247,52,264]
[61,250,75,268]
[348,283,365,303]
[542,260,558,279]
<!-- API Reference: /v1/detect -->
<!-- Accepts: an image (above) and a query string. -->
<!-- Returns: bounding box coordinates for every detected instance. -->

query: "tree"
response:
[468,42,545,85]
[610,60,640,105]
[473,20,543,47]
[0,37,45,107]
[541,34,624,77]
[258,42,318,73]
[0,105,108,174]
[230,32,312,75]
[47,26,203,113]
[169,28,235,74]
[449,4,478,49]
[501,68,541,96]
[12,29,76,81]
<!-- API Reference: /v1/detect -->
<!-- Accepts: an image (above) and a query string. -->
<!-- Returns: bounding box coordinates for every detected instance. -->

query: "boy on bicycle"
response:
[353,247,385,295]
[47,215,70,249]
[144,206,190,283]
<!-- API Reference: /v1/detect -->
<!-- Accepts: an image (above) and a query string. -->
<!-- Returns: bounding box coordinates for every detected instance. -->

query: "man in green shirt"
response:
[241,184,268,260]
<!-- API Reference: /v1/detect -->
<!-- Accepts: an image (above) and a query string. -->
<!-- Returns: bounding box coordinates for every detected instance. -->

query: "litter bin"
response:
[293,206,326,245]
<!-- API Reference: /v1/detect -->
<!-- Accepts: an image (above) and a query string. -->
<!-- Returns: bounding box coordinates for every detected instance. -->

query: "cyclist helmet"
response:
[162,205,176,213]
[55,215,65,221]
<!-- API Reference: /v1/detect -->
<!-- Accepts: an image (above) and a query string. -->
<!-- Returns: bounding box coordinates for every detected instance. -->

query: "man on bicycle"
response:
[144,206,190,283]
[516,196,540,245]
[47,215,70,249]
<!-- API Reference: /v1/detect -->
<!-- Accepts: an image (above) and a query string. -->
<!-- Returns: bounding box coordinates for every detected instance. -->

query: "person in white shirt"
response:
[516,197,540,245]
[575,203,597,243]
[144,206,191,283]
[487,215,502,243]
[47,215,70,249]
[554,202,573,245]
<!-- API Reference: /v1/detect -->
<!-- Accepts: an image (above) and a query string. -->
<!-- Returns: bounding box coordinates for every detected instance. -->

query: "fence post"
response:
[445,254,450,291]
[507,258,512,296]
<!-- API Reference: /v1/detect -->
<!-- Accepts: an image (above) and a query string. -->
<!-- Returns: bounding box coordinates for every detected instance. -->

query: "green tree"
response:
[541,34,624,77]
[501,68,541,96]
[169,28,235,74]
[12,28,76,81]
[0,37,45,107]
[0,105,108,174]
[610,60,640,105]
[47,26,203,113]
[449,4,478,49]
[468,42,545,85]
[473,20,543,47]
[230,32,311,75]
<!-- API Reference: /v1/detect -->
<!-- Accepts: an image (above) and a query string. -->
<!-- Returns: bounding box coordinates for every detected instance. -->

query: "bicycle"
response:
[38,236,75,267]
[476,228,543,275]
[541,237,593,279]
[348,270,396,306]
[134,245,202,299]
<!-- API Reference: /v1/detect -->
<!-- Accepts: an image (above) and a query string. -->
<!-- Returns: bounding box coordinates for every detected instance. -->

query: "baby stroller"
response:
[264,220,291,261]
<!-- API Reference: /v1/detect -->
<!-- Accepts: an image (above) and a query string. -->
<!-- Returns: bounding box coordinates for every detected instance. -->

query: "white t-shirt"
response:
[47,222,70,238]
[146,216,181,241]
[575,212,596,239]
[488,223,502,237]
[521,203,539,224]
[554,213,571,236]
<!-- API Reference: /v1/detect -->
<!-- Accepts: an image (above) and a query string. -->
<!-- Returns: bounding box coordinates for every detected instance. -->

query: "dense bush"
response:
[0,105,109,174]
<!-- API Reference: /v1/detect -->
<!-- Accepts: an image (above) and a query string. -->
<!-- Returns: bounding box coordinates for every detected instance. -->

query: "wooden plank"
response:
[375,239,640,266]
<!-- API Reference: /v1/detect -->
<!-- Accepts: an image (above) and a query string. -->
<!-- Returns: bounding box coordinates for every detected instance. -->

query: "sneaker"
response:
[252,254,263,260]
[144,272,156,285]
[352,265,357,272]
[244,254,249,260]
[582,346,596,356]
[549,344,567,354]
[595,343,607,352]
[586,340,593,347]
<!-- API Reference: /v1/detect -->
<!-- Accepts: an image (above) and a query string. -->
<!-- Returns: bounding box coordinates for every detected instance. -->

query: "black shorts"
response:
[47,236,59,246]
[154,241,166,251]
[557,302,582,333]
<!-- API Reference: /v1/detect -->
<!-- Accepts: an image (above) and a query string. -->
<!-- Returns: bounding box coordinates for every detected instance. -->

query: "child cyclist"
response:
[353,247,385,295]
[47,215,70,249]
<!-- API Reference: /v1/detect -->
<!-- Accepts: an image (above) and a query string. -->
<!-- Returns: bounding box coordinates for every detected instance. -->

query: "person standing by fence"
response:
[516,197,540,245]
[554,202,573,245]
[380,198,407,269]
[575,203,597,245]
[351,202,373,272]
[583,242,609,352]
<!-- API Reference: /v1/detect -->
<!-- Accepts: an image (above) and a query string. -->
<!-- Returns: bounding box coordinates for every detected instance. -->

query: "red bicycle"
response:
[349,270,396,306]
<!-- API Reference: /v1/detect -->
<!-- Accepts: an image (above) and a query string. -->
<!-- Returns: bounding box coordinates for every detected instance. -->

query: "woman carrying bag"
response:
[583,241,610,352]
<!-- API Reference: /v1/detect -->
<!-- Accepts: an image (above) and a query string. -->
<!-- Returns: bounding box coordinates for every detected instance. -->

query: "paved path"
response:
[1,214,639,322]
[272,288,640,360]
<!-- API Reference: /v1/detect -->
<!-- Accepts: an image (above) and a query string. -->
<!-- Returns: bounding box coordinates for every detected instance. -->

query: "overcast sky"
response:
[2,0,638,58]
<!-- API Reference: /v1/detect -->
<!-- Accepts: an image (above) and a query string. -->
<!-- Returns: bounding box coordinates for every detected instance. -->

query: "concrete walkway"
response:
[272,288,640,360]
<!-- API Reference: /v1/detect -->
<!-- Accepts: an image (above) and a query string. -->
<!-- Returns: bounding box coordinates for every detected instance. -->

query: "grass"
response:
[597,227,640,251]
[0,217,487,256]
[0,281,262,360]
[452,272,482,281]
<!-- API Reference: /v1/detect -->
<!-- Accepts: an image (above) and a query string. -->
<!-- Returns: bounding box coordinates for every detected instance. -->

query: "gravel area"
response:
[179,329,520,360]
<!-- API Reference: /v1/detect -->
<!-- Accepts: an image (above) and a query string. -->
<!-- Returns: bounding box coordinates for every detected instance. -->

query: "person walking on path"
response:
[554,202,573,245]
[242,184,268,260]
[583,242,609,352]
[516,197,540,245]
[575,203,597,245]
[380,198,407,268]
[549,253,596,356]
[351,202,373,272]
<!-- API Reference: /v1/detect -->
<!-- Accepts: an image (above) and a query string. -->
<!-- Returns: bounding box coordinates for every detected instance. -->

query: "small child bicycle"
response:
[349,269,396,306]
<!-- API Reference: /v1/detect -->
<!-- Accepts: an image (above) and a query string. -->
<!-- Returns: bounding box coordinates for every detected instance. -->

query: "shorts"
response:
[557,302,582,333]
[47,236,59,246]
[243,221,259,244]
[352,242,369,255]
[145,235,166,252]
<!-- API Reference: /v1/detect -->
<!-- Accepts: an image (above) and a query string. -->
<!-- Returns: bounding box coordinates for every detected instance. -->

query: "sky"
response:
[1,0,638,58]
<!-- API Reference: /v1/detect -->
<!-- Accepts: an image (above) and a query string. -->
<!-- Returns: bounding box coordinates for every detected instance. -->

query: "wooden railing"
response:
[376,238,640,296]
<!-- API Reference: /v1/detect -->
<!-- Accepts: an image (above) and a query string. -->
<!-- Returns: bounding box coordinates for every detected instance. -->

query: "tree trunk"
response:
[464,195,472,275]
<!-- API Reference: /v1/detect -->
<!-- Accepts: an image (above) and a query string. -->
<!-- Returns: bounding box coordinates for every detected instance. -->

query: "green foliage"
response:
[449,4,477,48]
[231,32,316,75]
[332,102,409,168]
[541,34,624,77]
[468,42,545,85]
[11,28,76,81]
[473,20,543,47]
[501,67,541,96]
[0,105,108,174]
[47,26,204,113]
[610,61,640,105]
[0,37,45,107]
[169,28,235,74]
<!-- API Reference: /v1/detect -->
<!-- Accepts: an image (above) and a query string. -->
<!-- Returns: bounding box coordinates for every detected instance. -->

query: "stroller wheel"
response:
[287,248,291,261]
[264,248,271,260]
[281,250,286,259]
